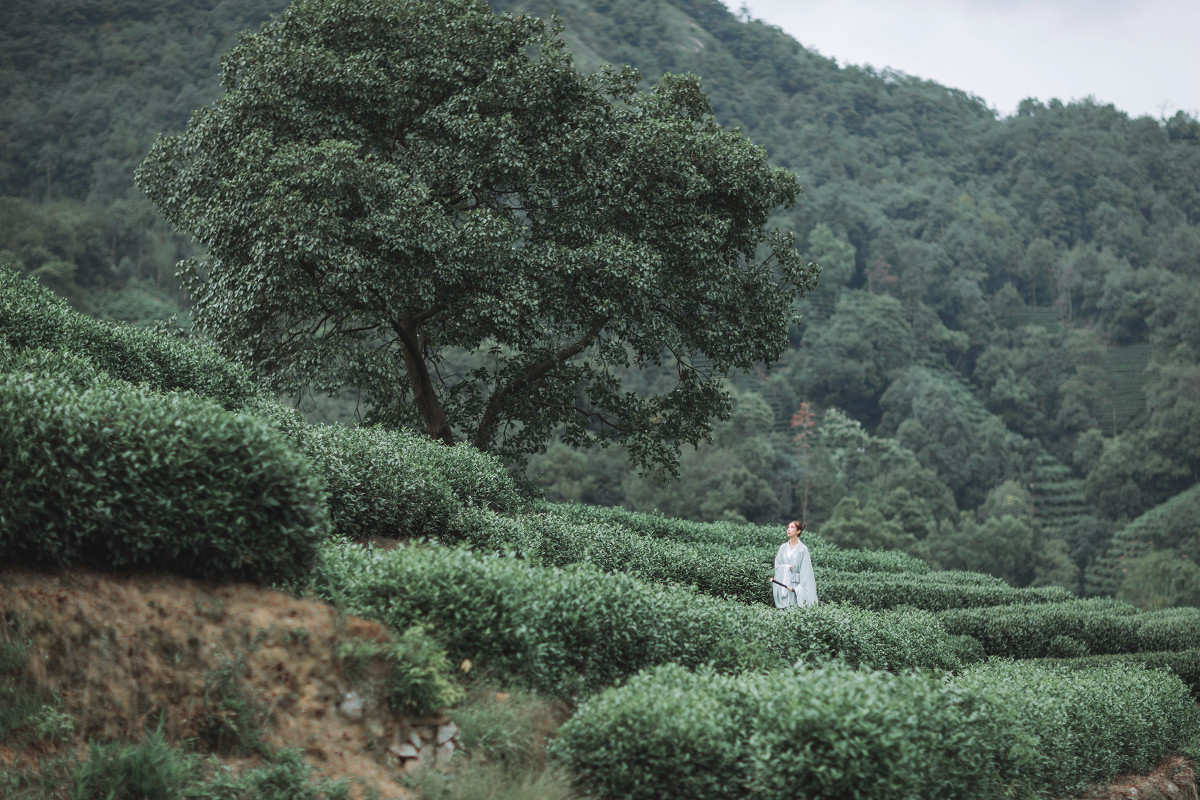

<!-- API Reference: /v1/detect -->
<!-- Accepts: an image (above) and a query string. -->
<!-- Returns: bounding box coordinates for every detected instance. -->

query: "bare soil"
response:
[0,566,430,799]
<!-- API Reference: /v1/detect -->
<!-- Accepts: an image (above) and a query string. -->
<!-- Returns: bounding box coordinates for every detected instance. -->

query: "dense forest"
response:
[3,0,1199,607]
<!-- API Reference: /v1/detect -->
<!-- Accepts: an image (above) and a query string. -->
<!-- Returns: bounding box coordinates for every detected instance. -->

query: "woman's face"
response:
[786,522,799,539]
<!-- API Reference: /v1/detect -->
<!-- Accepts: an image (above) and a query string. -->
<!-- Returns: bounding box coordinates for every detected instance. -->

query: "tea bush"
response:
[1133,607,1200,652]
[461,508,769,604]
[820,571,1074,612]
[0,372,329,583]
[0,266,255,409]
[313,541,961,697]
[938,599,1200,658]
[536,502,932,574]
[336,625,463,717]
[468,508,1076,611]
[955,660,1200,797]
[247,398,523,541]
[1032,648,1200,698]
[552,659,1200,800]
[550,663,1011,800]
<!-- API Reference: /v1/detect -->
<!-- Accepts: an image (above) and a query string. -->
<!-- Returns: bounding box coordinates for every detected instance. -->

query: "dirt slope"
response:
[0,566,440,799]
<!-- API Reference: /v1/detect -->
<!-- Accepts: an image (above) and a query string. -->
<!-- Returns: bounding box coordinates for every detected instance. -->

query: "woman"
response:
[770,520,818,608]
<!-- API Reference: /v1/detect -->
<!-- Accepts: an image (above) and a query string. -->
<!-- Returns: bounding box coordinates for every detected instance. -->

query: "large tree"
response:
[136,0,816,471]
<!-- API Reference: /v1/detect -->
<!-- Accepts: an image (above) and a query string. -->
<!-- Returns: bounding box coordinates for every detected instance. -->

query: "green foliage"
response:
[136,0,817,473]
[452,685,564,773]
[533,500,935,575]
[1032,648,1200,699]
[71,724,193,800]
[336,626,463,717]
[820,496,915,553]
[921,512,1037,586]
[65,733,351,800]
[463,505,992,610]
[1089,482,1200,600]
[248,396,522,541]
[195,749,352,800]
[0,635,72,745]
[954,660,1200,798]
[820,570,1073,612]
[198,650,267,755]
[937,598,1200,659]
[0,372,329,584]
[313,540,961,696]
[0,266,256,409]
[551,663,1011,800]
[1118,550,1200,610]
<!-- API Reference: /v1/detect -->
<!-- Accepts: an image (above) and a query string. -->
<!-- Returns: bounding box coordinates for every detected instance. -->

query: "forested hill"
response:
[3,0,1199,606]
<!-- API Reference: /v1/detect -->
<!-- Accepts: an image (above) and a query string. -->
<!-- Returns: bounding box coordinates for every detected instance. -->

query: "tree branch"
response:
[473,316,609,451]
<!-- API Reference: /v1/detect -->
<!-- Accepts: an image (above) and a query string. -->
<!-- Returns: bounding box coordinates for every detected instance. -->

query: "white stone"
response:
[337,691,364,721]
[389,743,419,759]
[436,721,459,744]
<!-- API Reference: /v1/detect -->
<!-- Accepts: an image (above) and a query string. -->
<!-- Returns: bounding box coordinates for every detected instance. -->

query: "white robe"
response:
[773,539,817,608]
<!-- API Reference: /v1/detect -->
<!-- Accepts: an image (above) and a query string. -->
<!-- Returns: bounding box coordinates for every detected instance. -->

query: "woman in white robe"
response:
[771,520,818,608]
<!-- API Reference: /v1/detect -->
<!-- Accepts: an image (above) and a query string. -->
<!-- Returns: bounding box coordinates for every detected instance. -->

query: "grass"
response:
[402,681,582,800]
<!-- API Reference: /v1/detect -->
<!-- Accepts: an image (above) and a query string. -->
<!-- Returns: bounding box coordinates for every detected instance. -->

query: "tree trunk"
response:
[395,319,454,446]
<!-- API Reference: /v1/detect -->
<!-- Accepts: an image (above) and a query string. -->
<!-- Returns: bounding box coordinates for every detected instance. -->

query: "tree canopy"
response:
[136,0,817,471]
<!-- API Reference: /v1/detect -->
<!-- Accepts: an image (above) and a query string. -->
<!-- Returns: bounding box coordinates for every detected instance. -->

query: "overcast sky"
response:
[717,0,1200,121]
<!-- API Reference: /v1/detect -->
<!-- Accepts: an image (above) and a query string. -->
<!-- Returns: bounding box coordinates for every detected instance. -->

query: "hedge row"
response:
[954,660,1200,797]
[247,398,524,540]
[550,660,1200,800]
[464,509,1074,611]
[0,266,255,409]
[0,371,329,584]
[551,664,1009,800]
[1030,648,1200,698]
[537,502,933,574]
[820,571,1074,612]
[312,541,963,697]
[462,508,770,604]
[937,600,1200,658]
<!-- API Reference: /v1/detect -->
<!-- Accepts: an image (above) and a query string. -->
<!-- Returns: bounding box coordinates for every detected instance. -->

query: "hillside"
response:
[4,0,1197,604]
[1,567,420,799]
[2,1,1200,795]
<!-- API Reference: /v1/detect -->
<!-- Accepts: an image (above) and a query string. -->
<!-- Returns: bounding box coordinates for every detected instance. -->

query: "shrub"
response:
[955,660,1200,797]
[946,634,986,665]
[313,541,961,697]
[336,625,464,717]
[552,659,1200,800]
[461,508,770,605]
[248,397,523,541]
[0,266,256,409]
[821,571,1075,612]
[0,372,329,583]
[535,502,933,574]
[551,663,1010,800]
[1032,648,1200,698]
[71,724,193,800]
[1134,607,1200,652]
[937,599,1199,659]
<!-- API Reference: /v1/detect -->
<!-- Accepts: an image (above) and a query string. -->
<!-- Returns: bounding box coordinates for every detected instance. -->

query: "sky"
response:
[717,0,1200,121]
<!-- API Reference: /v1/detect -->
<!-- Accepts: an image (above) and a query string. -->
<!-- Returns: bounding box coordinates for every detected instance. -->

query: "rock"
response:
[408,730,423,750]
[389,743,419,759]
[436,721,458,745]
[337,691,363,721]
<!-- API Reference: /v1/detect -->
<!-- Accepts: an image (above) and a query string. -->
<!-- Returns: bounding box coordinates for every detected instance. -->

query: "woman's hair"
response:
[789,520,804,532]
